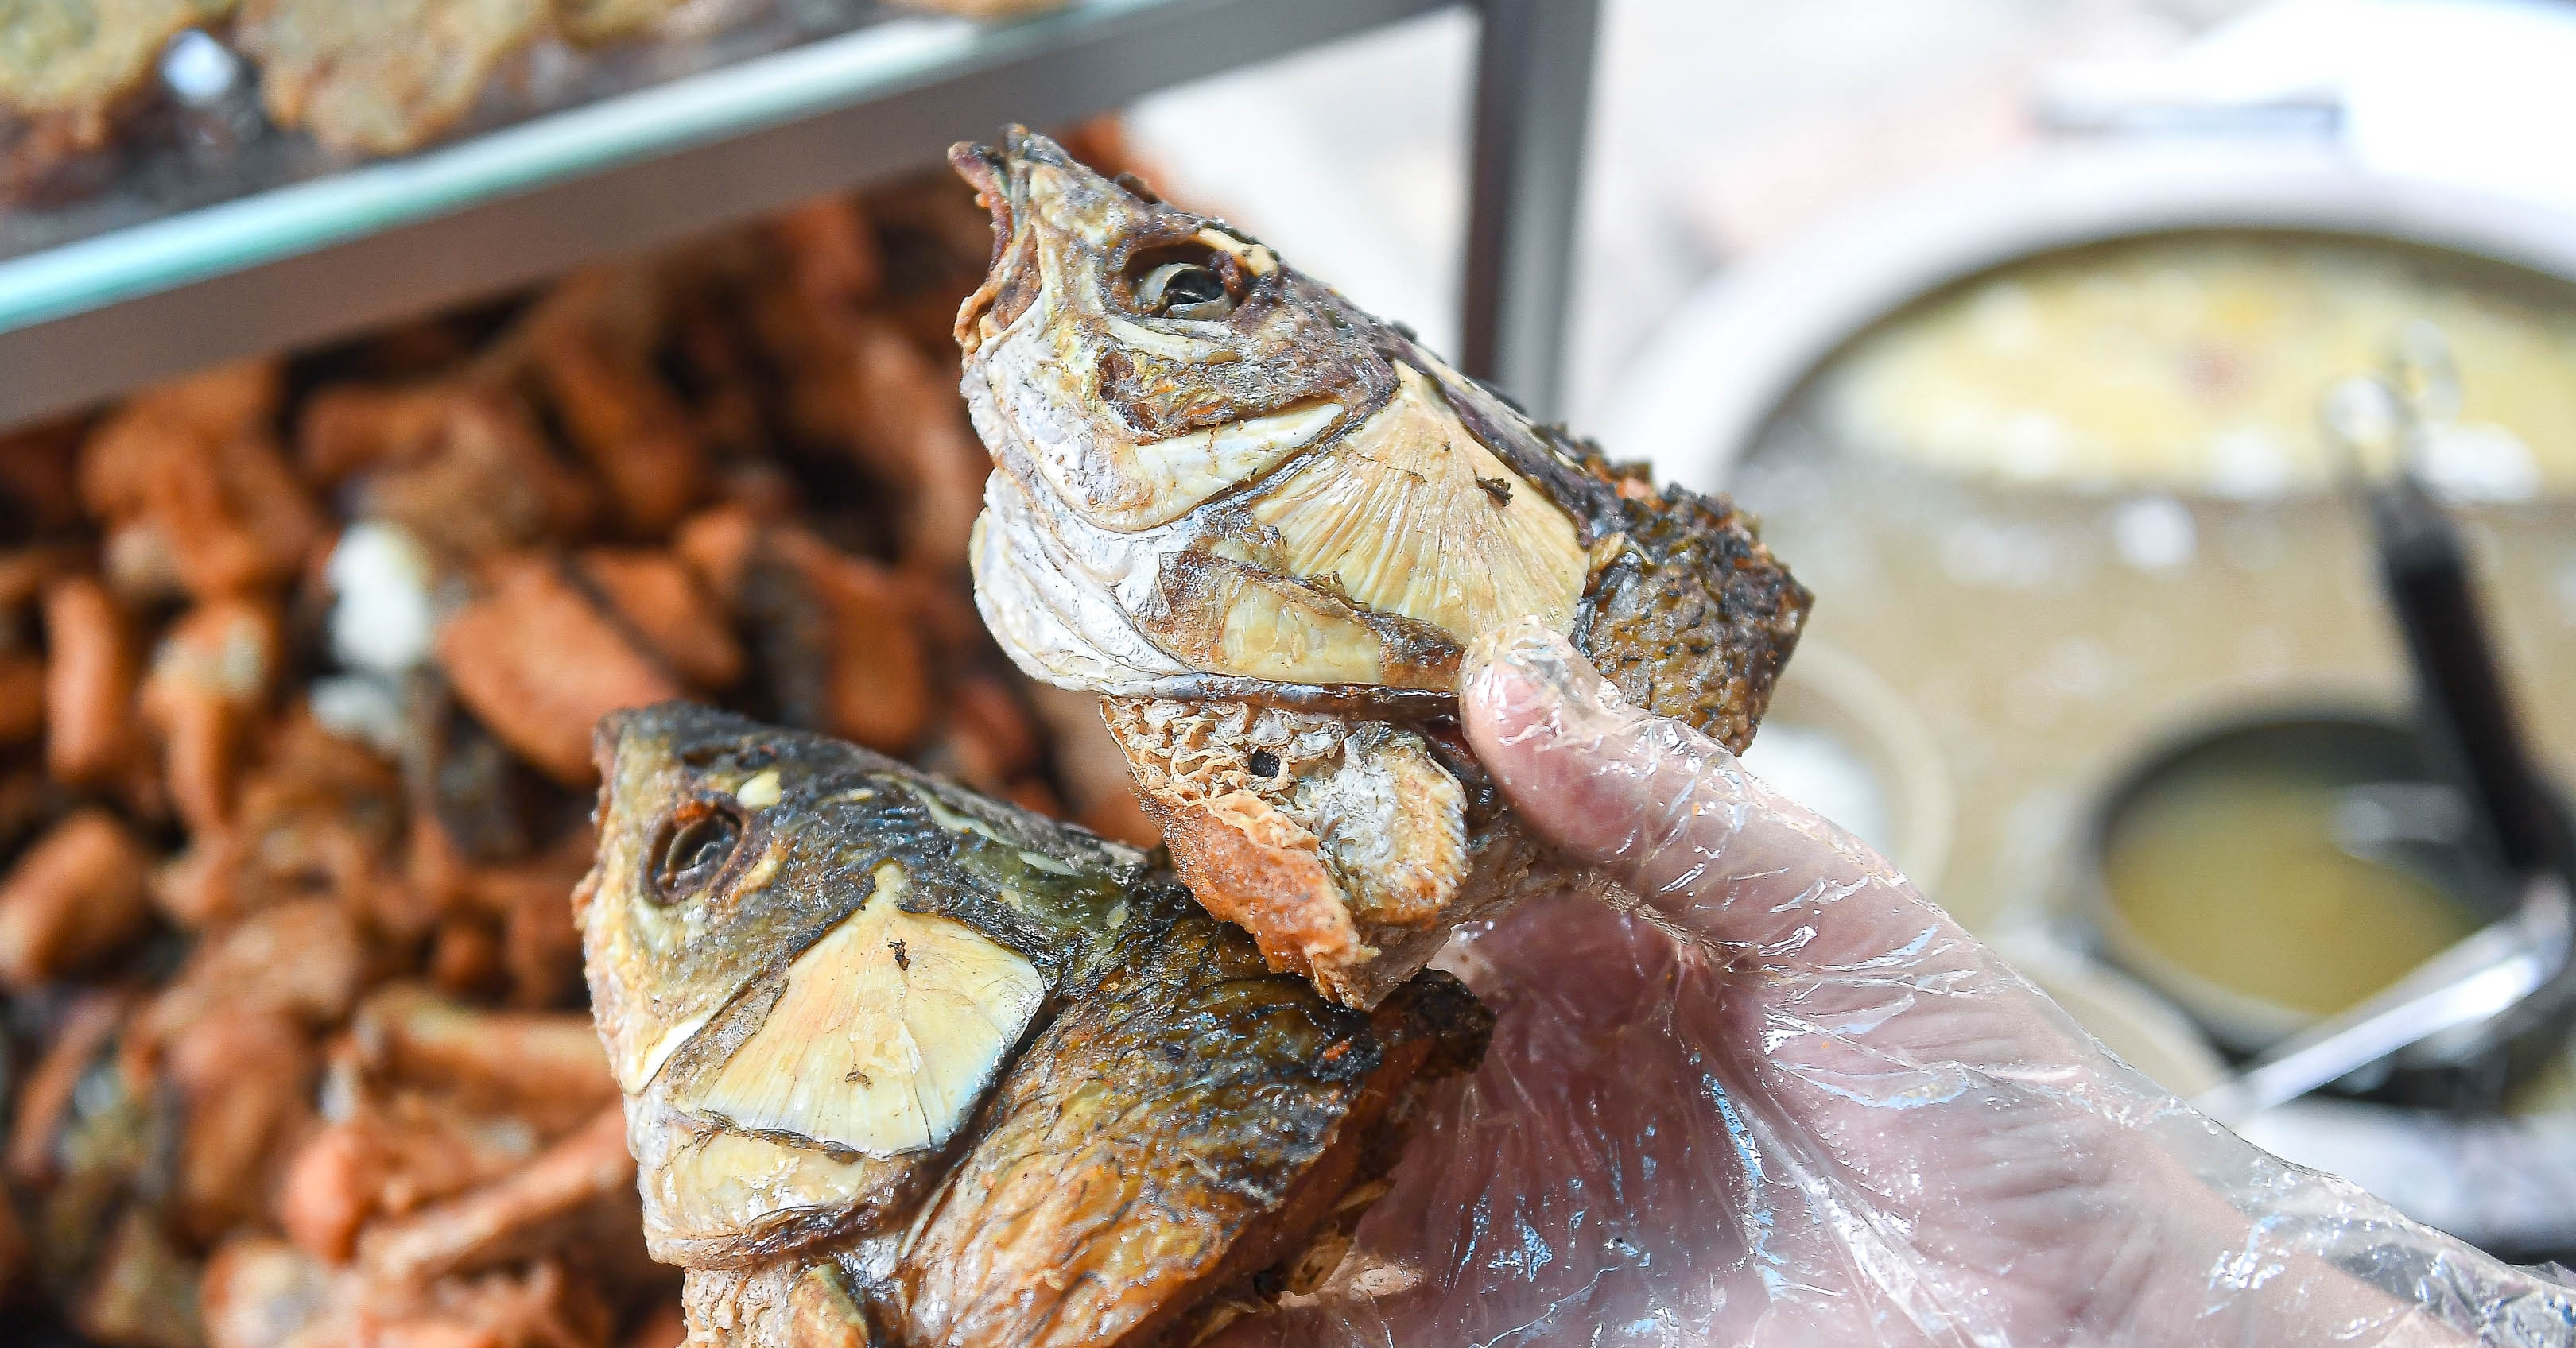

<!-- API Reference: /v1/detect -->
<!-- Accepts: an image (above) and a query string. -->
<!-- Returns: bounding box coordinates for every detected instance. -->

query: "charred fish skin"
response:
[890,886,1492,1348]
[949,126,1809,1007]
[577,702,1492,1346]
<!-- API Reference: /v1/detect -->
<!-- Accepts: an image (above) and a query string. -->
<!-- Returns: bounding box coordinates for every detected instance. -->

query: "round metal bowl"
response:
[1598,141,2576,492]
[2074,705,2520,1056]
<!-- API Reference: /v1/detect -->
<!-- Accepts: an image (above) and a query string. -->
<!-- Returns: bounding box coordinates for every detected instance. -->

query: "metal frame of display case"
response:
[1465,0,1598,421]
[0,0,1596,428]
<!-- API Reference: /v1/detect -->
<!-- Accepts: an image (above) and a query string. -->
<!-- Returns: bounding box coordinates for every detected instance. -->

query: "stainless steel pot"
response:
[1601,142,2576,492]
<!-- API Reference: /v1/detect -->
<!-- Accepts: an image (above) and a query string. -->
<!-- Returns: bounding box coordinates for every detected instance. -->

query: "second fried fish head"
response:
[576,702,1140,1148]
[575,702,1501,1304]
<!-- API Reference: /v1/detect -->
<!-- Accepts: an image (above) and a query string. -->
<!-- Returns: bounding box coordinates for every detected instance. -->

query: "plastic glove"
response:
[1216,618,2573,1347]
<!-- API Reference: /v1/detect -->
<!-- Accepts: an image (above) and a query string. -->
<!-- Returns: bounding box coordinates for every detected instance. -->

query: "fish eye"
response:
[651,806,743,905]
[1132,258,1237,321]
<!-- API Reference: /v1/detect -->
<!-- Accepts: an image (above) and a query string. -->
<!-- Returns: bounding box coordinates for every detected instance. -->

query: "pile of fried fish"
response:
[0,145,1153,1348]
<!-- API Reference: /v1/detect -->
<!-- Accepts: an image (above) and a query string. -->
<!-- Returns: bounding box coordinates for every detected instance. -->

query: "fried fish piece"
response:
[676,509,932,755]
[141,596,283,834]
[277,986,616,1262]
[79,361,326,603]
[520,269,710,538]
[40,574,140,786]
[952,129,1811,1006]
[572,548,743,692]
[202,1237,616,1348]
[298,377,598,559]
[0,807,151,988]
[755,203,990,573]
[436,552,685,786]
[161,1009,320,1246]
[578,702,1489,1346]
[154,704,411,930]
[553,0,687,45]
[236,0,546,156]
[0,0,236,152]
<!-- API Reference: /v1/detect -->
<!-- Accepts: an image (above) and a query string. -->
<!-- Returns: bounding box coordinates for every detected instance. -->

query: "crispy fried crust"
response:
[1099,698,1492,1007]
[1579,480,1811,754]
[1155,788,1356,986]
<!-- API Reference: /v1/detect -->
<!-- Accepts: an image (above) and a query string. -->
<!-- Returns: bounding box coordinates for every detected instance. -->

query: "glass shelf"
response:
[0,0,1450,427]
[0,0,913,269]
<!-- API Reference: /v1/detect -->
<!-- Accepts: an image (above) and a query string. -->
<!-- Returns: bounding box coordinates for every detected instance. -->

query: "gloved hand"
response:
[1216,618,2572,1347]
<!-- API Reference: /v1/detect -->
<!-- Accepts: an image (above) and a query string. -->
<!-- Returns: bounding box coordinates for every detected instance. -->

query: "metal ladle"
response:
[2195,328,2576,1125]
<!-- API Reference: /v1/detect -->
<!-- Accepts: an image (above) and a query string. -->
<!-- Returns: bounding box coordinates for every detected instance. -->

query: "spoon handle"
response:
[2370,471,2569,881]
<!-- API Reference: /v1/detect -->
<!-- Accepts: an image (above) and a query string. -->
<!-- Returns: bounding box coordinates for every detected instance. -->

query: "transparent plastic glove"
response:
[1216,618,2574,1348]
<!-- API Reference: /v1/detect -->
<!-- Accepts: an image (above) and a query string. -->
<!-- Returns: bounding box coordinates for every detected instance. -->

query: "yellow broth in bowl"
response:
[2086,712,2511,1052]
[1824,234,2576,498]
[2103,757,2484,1021]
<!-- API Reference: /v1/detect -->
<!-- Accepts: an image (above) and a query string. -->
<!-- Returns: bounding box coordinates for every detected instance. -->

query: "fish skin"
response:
[947,127,1809,1007]
[577,702,1491,1345]
[891,897,1490,1348]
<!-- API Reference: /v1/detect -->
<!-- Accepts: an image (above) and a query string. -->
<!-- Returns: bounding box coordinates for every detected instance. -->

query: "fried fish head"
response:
[949,129,1812,1006]
[577,708,1496,1346]
[577,701,1144,1266]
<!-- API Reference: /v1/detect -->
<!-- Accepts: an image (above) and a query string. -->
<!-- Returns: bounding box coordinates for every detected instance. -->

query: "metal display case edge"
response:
[0,0,1596,428]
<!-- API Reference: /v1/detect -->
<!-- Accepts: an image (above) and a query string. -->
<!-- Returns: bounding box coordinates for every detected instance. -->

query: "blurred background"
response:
[1135,0,2263,422]
[6,0,2576,1342]
[1138,0,2576,1253]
